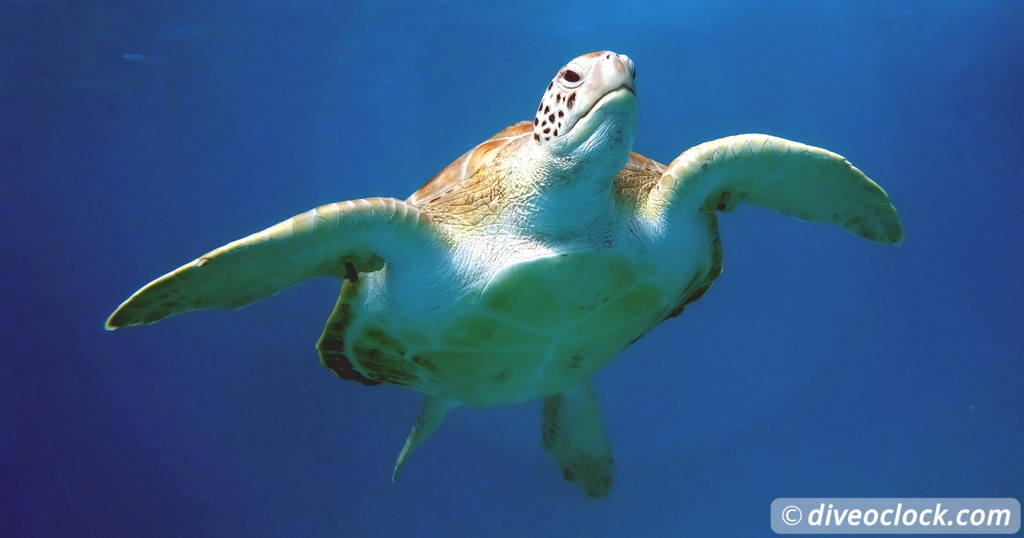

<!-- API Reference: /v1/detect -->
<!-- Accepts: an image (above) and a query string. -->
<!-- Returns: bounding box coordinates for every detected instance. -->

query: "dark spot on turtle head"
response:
[548,82,553,90]
[534,133,540,142]
[562,467,576,482]
[567,93,575,109]
[544,105,550,114]
[548,114,555,123]
[533,118,538,126]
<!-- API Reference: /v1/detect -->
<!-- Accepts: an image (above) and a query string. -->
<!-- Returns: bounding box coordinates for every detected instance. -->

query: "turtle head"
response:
[532,51,637,169]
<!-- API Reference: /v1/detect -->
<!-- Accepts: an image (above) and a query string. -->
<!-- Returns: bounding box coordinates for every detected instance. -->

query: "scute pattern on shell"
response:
[610,152,666,212]
[408,122,532,206]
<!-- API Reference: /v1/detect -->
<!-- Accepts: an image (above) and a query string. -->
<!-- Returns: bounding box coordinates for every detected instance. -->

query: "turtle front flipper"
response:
[542,380,613,498]
[646,134,904,244]
[106,198,443,329]
[392,395,458,481]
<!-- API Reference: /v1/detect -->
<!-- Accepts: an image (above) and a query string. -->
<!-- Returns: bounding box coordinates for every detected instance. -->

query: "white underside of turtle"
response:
[107,51,904,498]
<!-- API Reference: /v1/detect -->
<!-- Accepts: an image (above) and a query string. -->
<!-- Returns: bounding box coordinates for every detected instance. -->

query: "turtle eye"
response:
[562,70,580,83]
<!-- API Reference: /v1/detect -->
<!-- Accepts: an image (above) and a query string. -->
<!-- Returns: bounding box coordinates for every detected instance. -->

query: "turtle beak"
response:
[618,54,636,90]
[596,52,635,96]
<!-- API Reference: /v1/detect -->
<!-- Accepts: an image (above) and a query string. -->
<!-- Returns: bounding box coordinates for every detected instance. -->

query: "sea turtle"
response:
[107,51,903,498]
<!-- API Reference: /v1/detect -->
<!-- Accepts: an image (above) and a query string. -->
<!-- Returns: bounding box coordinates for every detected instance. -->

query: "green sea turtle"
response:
[107,51,903,498]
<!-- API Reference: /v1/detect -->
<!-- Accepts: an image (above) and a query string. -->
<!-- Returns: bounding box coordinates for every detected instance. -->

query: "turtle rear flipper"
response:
[542,379,613,498]
[105,198,441,329]
[392,395,458,481]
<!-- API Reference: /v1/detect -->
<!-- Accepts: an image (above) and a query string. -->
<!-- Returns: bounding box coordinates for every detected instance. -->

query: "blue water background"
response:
[4,1,1022,536]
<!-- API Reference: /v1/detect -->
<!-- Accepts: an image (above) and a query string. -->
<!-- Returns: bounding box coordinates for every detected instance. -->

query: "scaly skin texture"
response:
[319,245,699,406]
[106,50,903,498]
[316,121,717,406]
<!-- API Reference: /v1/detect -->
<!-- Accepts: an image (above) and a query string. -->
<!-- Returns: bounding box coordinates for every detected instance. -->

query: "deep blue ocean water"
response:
[4,1,1022,536]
